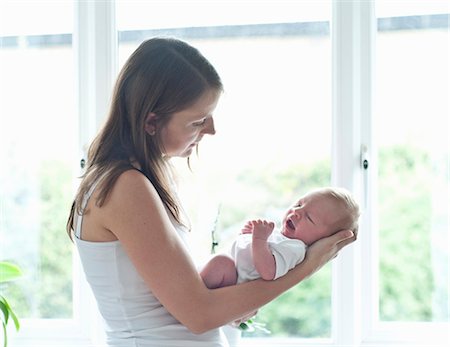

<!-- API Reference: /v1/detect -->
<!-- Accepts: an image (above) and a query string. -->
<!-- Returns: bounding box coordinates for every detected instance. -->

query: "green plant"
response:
[0,261,23,347]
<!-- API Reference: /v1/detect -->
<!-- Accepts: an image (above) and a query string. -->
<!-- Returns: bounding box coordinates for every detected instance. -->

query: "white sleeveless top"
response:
[74,177,229,347]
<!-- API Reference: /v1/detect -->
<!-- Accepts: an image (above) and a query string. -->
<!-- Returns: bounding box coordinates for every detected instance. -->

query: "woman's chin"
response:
[171,148,194,158]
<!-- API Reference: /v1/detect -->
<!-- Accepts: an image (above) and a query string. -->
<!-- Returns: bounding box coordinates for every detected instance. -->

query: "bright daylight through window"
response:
[375,0,449,324]
[117,0,334,339]
[0,0,76,322]
[0,0,448,346]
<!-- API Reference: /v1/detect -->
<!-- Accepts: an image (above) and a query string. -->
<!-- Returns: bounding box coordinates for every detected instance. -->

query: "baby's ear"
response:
[144,112,157,135]
[351,228,358,240]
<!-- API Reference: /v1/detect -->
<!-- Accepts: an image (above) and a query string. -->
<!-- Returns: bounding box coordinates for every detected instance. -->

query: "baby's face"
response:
[281,193,344,246]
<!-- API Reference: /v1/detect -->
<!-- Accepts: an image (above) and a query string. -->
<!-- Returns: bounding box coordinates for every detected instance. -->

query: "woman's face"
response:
[159,89,220,158]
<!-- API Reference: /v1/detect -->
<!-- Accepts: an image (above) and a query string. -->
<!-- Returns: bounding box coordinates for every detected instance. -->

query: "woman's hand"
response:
[301,229,356,279]
[229,310,258,328]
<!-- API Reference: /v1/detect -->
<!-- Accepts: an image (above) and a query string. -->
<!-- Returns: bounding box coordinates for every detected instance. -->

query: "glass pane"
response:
[0,1,75,319]
[117,0,332,338]
[375,1,449,322]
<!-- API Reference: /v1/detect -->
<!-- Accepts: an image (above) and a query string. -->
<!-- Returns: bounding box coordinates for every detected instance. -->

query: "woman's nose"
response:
[203,117,216,135]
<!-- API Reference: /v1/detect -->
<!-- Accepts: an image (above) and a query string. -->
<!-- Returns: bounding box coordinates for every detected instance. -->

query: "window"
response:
[0,0,75,321]
[370,0,449,340]
[0,0,87,345]
[117,0,334,341]
[3,1,448,346]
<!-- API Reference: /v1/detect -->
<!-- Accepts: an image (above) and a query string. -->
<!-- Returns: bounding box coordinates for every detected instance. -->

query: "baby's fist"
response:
[251,219,275,241]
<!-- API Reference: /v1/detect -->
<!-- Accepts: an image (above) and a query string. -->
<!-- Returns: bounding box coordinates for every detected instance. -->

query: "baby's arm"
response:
[250,220,276,280]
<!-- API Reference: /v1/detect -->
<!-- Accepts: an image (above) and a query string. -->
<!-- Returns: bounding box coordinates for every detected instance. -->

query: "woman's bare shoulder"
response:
[96,169,163,229]
[109,168,158,200]
[80,169,153,242]
[114,168,150,188]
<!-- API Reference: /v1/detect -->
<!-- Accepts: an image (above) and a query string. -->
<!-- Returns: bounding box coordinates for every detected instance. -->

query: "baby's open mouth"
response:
[286,219,295,230]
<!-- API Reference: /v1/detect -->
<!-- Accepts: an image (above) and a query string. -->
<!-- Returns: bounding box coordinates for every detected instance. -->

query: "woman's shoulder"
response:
[108,168,157,201]
[78,168,152,242]
[115,167,148,184]
[99,168,167,232]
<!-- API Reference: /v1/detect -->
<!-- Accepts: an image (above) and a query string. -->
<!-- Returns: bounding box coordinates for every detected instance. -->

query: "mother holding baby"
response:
[67,37,355,347]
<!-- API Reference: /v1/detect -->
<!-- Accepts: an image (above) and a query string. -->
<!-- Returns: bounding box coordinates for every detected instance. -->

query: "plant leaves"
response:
[8,308,19,331]
[2,320,8,347]
[0,298,9,325]
[239,322,249,330]
[0,262,23,283]
[0,296,19,331]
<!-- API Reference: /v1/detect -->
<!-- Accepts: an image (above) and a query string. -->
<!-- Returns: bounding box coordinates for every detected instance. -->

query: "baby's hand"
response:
[241,221,254,234]
[250,219,275,241]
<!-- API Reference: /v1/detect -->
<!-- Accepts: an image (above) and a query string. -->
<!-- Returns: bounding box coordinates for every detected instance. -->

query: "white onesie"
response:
[231,232,307,283]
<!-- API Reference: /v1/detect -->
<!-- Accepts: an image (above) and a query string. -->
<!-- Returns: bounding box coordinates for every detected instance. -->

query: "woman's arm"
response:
[101,170,355,334]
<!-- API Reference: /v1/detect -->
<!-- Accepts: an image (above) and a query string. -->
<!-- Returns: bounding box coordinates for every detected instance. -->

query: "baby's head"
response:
[281,187,360,246]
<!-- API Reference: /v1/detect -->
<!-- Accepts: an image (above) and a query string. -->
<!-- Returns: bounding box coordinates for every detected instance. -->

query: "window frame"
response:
[10,1,115,346]
[9,0,449,346]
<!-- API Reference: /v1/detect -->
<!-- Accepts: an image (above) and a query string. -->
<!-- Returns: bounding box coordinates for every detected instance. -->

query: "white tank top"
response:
[74,176,229,347]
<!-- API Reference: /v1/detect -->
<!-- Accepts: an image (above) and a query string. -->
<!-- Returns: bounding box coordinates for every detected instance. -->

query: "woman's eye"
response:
[193,119,206,127]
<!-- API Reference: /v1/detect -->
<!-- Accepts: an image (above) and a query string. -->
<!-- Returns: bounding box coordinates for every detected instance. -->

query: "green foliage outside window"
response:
[378,146,441,321]
[218,145,439,337]
[2,160,73,318]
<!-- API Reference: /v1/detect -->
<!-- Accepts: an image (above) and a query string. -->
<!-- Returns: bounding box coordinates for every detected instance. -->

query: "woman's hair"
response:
[67,37,223,239]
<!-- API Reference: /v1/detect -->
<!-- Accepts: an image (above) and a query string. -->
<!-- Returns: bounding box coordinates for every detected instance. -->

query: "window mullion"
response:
[75,0,118,154]
[74,0,117,345]
[358,0,377,343]
[331,0,375,345]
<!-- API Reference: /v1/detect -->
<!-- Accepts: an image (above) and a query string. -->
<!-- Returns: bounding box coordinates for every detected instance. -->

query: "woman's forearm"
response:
[192,258,314,333]
[191,229,355,333]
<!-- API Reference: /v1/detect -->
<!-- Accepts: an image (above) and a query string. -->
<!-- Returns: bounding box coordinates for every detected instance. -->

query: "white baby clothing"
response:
[231,232,307,283]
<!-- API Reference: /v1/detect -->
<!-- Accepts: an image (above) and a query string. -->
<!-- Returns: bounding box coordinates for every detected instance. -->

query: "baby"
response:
[200,187,360,288]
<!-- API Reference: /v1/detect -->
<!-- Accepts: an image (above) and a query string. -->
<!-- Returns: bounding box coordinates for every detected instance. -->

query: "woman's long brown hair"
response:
[67,37,223,239]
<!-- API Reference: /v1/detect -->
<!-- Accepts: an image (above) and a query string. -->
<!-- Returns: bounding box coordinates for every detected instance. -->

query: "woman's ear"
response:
[144,112,157,135]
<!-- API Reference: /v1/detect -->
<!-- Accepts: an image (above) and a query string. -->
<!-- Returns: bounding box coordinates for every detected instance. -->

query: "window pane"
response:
[0,1,75,319]
[375,1,449,322]
[117,0,332,338]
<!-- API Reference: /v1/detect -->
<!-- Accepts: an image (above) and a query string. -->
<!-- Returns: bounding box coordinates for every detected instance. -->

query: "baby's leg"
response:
[200,254,238,289]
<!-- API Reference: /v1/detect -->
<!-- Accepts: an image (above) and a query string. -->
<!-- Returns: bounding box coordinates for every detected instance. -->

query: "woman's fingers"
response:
[307,229,355,262]
[334,230,356,250]
[335,229,355,242]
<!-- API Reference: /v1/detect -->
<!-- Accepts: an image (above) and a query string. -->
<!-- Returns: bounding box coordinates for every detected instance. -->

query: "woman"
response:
[67,37,355,347]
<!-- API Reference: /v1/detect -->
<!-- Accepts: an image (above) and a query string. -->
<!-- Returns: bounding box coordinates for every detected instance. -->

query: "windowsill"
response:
[10,338,449,347]
[6,318,100,347]
[8,318,449,346]
[8,338,98,347]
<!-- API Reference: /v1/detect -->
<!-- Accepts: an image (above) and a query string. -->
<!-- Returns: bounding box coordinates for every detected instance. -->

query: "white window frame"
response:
[11,1,116,346]
[330,1,449,347]
[10,1,449,346]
